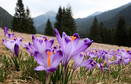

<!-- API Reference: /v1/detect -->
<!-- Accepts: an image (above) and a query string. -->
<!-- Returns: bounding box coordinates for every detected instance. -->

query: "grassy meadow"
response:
[0,28,131,84]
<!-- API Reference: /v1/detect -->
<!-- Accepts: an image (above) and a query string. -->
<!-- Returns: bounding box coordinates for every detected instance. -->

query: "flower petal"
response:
[54,28,62,47]
[47,39,54,48]
[34,66,46,71]
[72,33,80,46]
[80,59,91,66]
[3,39,10,49]
[74,53,84,70]
[47,67,57,72]
[72,38,93,56]
[34,51,46,66]
[97,63,100,68]
[123,58,130,65]
[32,35,37,47]
[14,43,19,57]
[51,50,63,67]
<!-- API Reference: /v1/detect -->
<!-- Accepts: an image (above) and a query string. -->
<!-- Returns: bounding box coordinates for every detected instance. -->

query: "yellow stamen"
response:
[53,51,55,54]
[47,56,51,67]
[91,61,94,64]
[70,36,76,41]
[9,32,11,34]
[47,51,52,57]
[126,49,129,52]
[31,49,32,52]
[101,61,107,66]
[83,52,86,56]
[43,38,46,41]
[12,38,14,40]
[104,61,107,64]
[101,64,104,66]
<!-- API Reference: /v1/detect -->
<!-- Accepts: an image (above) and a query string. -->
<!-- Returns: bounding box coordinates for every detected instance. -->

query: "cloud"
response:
[0,0,131,18]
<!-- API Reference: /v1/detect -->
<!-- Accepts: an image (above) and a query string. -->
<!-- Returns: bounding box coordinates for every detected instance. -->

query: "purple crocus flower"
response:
[34,49,63,73]
[97,60,109,72]
[3,37,23,57]
[54,28,93,67]
[89,52,97,58]
[4,27,8,36]
[25,42,36,56]
[25,35,54,56]
[3,27,14,39]
[104,53,113,61]
[81,59,96,71]
[115,49,131,65]
[6,32,14,39]
[32,35,54,55]
[110,50,116,56]
[96,49,103,58]
[107,60,114,67]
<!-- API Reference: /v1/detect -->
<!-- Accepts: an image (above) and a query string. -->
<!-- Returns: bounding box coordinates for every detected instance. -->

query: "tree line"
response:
[11,0,130,47]
[44,6,76,36]
[89,16,131,47]
[11,0,76,36]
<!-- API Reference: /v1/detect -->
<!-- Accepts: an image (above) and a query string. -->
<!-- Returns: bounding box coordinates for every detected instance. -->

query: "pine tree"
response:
[89,17,101,42]
[99,22,115,44]
[12,0,36,34]
[25,7,36,34]
[44,19,54,36]
[55,6,76,36]
[99,22,105,43]
[55,6,63,35]
[62,6,76,35]
[128,26,131,46]
[115,16,127,46]
[12,0,26,32]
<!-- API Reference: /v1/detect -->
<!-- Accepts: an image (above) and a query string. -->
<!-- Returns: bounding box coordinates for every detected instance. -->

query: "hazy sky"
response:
[0,0,131,18]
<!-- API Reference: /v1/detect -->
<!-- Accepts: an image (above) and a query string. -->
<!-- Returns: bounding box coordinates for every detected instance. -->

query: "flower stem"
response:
[12,55,20,71]
[70,69,74,84]
[46,72,49,84]
[63,65,67,84]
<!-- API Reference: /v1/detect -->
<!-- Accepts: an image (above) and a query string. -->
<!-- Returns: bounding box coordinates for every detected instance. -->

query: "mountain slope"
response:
[0,6,13,28]
[33,11,56,29]
[36,22,55,34]
[33,2,131,36]
[76,2,131,36]
[104,5,131,28]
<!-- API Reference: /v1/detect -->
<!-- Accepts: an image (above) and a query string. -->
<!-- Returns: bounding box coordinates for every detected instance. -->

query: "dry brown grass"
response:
[0,27,131,84]
[0,28,130,56]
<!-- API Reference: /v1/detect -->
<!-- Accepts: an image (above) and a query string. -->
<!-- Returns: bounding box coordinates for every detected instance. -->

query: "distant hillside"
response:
[36,22,55,34]
[33,11,56,29]
[33,2,131,36]
[76,2,131,37]
[0,6,12,28]
[104,5,131,28]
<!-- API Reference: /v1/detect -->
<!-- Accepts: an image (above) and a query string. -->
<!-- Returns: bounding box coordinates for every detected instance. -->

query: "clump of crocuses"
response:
[2,27,23,71]
[2,27,131,83]
[24,28,93,83]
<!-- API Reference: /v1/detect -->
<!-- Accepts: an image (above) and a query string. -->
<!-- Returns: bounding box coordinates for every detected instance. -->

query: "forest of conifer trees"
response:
[7,0,131,47]
[44,6,76,36]
[89,16,131,47]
